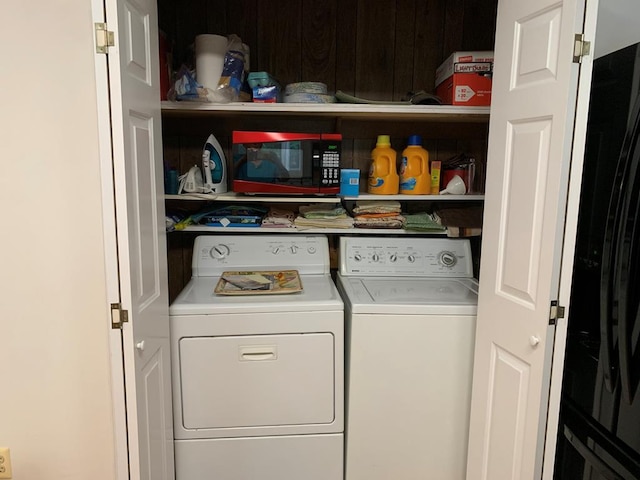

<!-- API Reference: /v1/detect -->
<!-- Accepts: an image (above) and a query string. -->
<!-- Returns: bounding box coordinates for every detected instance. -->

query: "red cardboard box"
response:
[435,51,494,106]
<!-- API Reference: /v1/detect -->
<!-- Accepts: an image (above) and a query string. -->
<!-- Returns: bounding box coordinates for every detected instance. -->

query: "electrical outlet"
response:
[0,447,12,479]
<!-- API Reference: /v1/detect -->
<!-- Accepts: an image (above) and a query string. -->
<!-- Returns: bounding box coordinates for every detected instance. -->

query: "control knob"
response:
[440,251,457,267]
[210,244,230,259]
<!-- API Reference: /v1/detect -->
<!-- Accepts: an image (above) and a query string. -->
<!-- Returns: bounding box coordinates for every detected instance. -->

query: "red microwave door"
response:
[233,180,339,195]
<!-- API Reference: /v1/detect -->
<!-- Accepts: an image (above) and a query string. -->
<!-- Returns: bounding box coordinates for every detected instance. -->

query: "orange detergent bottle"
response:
[399,135,430,194]
[368,135,399,194]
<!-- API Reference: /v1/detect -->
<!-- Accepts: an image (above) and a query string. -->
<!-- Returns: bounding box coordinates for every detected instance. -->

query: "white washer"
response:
[336,236,478,480]
[170,235,344,480]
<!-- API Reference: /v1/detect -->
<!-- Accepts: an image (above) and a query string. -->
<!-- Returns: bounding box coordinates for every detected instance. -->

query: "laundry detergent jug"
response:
[399,135,430,194]
[368,135,399,194]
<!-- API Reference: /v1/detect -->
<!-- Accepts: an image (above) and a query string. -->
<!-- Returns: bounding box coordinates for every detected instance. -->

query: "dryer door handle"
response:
[239,345,278,361]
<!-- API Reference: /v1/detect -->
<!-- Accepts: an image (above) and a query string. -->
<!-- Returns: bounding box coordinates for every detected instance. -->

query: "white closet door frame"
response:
[542,0,599,477]
[91,0,130,478]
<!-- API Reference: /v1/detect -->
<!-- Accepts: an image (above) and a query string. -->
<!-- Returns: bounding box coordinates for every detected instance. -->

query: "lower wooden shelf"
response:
[176,226,448,235]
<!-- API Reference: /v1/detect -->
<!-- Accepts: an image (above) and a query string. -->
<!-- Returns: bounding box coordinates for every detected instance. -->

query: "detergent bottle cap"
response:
[376,135,391,147]
[407,134,423,146]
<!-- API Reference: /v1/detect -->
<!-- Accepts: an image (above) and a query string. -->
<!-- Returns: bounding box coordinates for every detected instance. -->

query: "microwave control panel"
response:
[317,137,341,186]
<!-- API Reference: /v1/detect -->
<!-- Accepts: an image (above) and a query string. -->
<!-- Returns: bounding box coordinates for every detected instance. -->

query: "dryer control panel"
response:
[339,237,473,277]
[192,235,331,277]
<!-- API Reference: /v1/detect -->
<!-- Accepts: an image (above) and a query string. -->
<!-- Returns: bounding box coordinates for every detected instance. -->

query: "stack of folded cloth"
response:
[403,212,447,232]
[294,204,354,229]
[261,207,296,228]
[352,201,405,229]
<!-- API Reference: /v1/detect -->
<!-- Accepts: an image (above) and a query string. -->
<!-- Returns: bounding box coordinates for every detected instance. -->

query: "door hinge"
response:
[111,303,129,329]
[549,300,565,325]
[573,34,591,63]
[95,23,115,54]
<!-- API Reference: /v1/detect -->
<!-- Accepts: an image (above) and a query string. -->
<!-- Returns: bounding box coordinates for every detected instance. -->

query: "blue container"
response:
[340,169,360,196]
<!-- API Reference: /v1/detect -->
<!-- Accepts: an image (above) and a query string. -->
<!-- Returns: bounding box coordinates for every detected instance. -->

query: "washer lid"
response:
[170,274,343,315]
[338,276,478,315]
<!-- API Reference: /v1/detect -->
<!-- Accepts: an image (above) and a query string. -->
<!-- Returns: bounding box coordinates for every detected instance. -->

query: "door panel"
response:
[500,118,552,303]
[485,345,531,479]
[105,0,173,478]
[137,341,171,480]
[179,334,335,429]
[513,7,562,87]
[467,0,585,478]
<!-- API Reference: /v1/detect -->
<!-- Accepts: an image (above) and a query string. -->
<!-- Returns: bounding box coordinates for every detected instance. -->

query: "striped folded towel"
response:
[403,212,446,232]
[352,201,402,215]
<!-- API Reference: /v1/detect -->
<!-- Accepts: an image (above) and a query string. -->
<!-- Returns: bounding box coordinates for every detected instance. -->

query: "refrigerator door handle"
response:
[601,205,620,393]
[618,163,640,405]
[615,96,640,405]
[563,425,625,480]
[601,152,626,393]
[600,94,640,394]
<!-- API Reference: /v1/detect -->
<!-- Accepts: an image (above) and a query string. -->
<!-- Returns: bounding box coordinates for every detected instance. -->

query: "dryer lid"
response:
[170,274,343,315]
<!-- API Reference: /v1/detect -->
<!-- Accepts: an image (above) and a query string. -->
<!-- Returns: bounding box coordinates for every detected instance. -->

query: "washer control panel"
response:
[339,237,474,277]
[192,235,330,277]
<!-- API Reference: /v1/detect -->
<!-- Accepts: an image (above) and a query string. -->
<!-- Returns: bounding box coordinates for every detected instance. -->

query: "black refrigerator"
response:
[554,43,640,479]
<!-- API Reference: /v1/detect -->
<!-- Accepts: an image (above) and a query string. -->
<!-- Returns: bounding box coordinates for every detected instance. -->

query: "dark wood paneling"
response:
[227,0,259,70]
[354,0,397,100]
[393,0,416,101]
[442,0,464,62]
[256,0,303,85]
[159,0,498,99]
[414,0,445,92]
[462,0,498,51]
[301,0,337,90]
[335,0,358,94]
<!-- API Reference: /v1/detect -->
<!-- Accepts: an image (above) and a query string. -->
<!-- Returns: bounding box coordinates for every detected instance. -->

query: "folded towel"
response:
[404,212,446,232]
[354,215,405,229]
[299,204,347,219]
[352,201,402,214]
[294,216,354,229]
[261,207,296,228]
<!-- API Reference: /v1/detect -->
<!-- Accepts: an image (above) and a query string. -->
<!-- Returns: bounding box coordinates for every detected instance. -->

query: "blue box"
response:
[340,169,360,196]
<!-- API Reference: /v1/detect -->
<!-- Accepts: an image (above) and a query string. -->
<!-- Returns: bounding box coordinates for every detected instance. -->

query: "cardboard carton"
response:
[435,51,494,106]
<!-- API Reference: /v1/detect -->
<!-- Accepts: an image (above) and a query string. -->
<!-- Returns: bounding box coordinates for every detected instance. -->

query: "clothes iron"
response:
[202,134,228,194]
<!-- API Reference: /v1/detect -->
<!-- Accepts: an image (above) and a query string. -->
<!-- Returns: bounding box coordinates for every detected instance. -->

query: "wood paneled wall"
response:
[158,0,498,100]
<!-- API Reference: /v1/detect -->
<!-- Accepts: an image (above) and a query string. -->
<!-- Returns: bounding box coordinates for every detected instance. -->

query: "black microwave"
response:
[231,131,342,195]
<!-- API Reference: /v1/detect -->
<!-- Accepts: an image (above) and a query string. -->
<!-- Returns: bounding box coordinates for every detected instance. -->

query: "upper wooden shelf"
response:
[160,101,491,122]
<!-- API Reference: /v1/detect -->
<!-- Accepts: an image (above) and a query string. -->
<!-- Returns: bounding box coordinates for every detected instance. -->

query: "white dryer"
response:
[169,235,344,480]
[336,236,478,480]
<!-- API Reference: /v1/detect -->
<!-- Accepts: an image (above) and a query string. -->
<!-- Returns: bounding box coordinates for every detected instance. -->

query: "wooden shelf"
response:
[165,192,485,202]
[342,194,485,201]
[161,101,491,122]
[177,226,448,235]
